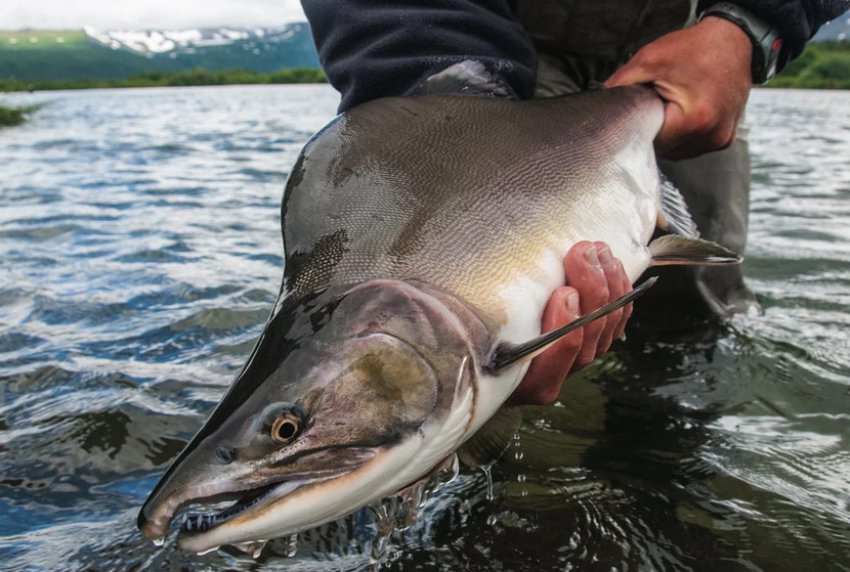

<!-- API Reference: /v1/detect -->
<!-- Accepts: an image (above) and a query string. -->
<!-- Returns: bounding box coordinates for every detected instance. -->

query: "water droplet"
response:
[459,499,470,525]
[413,482,425,508]
[369,499,397,568]
[397,485,423,530]
[481,465,494,501]
[370,530,391,569]
[435,453,460,488]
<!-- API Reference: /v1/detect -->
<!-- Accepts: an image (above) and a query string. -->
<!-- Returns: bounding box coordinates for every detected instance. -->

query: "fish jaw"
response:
[176,381,476,554]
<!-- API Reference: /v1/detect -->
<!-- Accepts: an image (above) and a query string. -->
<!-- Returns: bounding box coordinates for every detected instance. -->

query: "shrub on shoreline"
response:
[0,104,28,126]
[767,41,850,89]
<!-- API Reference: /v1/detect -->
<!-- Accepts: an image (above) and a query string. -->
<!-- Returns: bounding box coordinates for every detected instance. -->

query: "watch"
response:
[700,2,783,84]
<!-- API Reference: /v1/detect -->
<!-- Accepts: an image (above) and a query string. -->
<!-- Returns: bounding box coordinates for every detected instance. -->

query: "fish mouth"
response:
[139,474,322,547]
[140,447,379,552]
[178,481,287,536]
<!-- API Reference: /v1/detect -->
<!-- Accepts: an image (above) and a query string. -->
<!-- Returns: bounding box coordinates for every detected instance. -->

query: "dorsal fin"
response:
[656,175,699,238]
[487,277,657,371]
[416,60,515,98]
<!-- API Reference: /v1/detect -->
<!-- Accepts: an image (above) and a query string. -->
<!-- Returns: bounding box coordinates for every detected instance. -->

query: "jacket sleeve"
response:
[300,0,538,112]
[699,0,850,69]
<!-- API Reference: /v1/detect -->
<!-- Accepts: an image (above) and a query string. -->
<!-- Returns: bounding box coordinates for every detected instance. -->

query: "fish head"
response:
[138,279,484,553]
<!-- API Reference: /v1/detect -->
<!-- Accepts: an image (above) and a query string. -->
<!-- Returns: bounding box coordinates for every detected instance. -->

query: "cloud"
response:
[0,0,307,30]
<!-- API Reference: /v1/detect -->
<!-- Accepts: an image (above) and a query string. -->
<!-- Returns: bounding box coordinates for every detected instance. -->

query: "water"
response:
[1,85,848,571]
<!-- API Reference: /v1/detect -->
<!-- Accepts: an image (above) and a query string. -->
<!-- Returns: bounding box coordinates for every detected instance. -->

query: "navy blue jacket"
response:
[301,0,850,111]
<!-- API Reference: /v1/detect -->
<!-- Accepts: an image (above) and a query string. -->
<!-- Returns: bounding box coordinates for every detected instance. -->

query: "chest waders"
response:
[516,0,759,330]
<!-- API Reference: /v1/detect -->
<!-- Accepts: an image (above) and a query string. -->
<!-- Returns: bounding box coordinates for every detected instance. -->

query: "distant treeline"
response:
[0,67,327,92]
[769,41,850,89]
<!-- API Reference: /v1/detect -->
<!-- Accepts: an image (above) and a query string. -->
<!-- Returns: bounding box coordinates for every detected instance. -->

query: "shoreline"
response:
[0,67,326,93]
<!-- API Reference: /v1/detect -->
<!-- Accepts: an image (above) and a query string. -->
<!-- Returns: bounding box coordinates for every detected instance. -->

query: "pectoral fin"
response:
[487,277,657,371]
[656,175,700,238]
[649,235,742,266]
[458,407,523,468]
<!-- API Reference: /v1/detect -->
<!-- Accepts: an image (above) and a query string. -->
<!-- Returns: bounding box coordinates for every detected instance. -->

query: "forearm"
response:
[301,0,538,111]
[698,0,850,69]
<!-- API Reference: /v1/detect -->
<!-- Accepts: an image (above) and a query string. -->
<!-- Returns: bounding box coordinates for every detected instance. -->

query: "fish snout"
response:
[137,491,183,542]
[137,477,235,543]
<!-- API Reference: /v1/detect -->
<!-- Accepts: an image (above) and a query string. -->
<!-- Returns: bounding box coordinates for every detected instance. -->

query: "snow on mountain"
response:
[84,24,305,55]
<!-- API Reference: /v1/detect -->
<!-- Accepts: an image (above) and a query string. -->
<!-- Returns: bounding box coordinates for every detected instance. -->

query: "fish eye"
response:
[271,413,301,444]
[215,445,236,464]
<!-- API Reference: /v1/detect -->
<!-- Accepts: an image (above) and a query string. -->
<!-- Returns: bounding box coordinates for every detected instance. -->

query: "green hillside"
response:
[0,30,88,49]
[0,27,320,82]
[1,35,180,81]
[769,41,850,89]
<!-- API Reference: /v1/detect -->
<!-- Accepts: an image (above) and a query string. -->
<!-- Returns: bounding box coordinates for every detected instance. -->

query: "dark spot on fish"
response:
[284,229,349,299]
[284,155,306,190]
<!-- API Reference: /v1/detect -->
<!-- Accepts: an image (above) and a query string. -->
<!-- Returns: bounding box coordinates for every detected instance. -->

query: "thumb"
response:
[603,59,656,89]
[654,99,686,157]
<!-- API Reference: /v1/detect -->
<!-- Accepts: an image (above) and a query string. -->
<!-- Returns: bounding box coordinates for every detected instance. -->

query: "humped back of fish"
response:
[282,86,664,334]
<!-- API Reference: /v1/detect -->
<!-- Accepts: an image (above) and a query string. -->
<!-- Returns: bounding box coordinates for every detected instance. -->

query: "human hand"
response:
[509,241,632,405]
[604,17,753,160]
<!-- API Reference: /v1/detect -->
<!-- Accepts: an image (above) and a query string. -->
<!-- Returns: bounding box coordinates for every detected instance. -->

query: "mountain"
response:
[2,18,845,85]
[814,15,850,41]
[0,24,320,82]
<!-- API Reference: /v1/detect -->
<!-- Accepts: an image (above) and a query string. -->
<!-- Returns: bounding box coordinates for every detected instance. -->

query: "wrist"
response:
[699,2,782,84]
[693,16,753,83]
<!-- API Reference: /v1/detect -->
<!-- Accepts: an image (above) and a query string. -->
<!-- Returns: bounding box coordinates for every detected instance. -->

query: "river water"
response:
[0,85,848,571]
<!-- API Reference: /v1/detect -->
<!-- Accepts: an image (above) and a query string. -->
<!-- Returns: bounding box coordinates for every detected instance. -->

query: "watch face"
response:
[763,36,783,82]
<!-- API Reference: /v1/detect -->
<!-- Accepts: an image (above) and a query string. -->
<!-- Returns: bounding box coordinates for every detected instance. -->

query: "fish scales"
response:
[282,86,663,329]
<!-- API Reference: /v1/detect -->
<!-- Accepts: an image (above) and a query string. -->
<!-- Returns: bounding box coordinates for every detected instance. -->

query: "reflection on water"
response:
[1,86,849,571]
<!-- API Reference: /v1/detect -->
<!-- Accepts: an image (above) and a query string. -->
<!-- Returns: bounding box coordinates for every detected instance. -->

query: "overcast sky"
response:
[0,0,307,30]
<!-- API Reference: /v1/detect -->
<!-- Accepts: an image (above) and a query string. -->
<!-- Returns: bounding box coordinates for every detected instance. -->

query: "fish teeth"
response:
[182,513,218,532]
[179,488,273,536]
